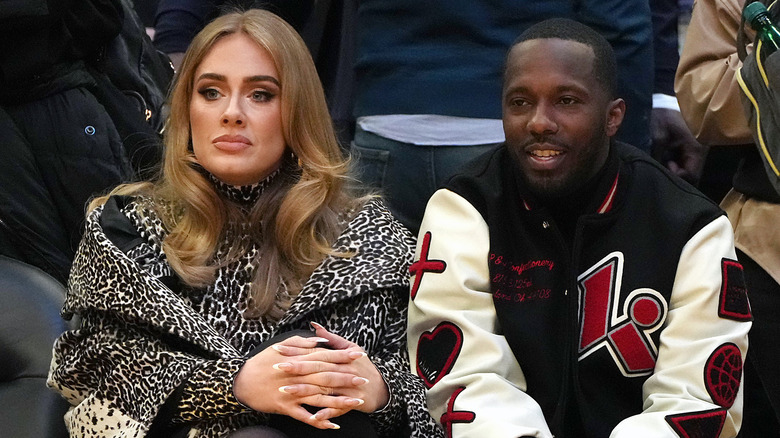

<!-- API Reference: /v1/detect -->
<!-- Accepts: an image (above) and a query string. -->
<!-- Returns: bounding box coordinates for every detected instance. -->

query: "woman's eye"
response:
[198,88,220,100]
[251,90,275,102]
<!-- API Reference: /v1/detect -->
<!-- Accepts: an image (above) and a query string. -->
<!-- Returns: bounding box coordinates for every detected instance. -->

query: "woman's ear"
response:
[605,98,626,137]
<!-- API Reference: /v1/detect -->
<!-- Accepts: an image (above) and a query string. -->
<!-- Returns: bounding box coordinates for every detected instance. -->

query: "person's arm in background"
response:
[153,0,221,69]
[650,0,708,185]
[577,0,654,152]
[675,0,754,145]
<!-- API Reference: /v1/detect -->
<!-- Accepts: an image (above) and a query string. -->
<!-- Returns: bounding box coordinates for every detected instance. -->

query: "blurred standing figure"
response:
[0,0,132,284]
[649,0,708,187]
[351,0,655,234]
[676,0,780,436]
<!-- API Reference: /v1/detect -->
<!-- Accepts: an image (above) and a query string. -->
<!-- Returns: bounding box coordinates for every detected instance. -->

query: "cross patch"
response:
[410,231,447,299]
[440,386,475,438]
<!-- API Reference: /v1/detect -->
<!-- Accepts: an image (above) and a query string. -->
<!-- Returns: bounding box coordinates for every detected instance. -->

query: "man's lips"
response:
[524,143,566,169]
[212,134,252,152]
[529,149,563,158]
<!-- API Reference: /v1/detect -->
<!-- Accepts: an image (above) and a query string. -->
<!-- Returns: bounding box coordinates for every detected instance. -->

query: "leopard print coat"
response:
[47,179,442,438]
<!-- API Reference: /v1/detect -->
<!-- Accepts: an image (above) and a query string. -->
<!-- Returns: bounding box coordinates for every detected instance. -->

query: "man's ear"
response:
[605,98,626,137]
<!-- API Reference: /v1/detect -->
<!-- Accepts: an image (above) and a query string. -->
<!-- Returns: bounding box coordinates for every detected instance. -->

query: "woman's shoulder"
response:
[88,194,171,251]
[340,197,415,250]
[301,197,415,305]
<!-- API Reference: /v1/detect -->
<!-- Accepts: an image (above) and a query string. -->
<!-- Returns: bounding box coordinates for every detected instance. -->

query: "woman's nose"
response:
[221,97,244,125]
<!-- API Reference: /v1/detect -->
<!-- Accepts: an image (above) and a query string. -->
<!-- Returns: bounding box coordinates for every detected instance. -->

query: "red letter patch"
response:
[578,252,667,376]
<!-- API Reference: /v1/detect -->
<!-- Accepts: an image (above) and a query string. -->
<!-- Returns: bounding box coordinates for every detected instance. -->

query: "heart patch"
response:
[417,322,463,389]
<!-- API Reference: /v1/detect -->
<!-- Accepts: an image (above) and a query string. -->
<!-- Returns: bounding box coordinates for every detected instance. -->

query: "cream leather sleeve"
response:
[407,189,553,438]
[611,215,751,437]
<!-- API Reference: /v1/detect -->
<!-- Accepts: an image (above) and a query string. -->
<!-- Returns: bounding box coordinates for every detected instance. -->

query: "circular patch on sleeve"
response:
[705,343,743,408]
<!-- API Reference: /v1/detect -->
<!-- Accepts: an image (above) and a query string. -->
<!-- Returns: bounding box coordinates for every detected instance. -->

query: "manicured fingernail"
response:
[310,321,326,330]
[348,351,367,359]
[272,362,292,371]
[310,412,324,420]
[347,398,365,406]
[327,422,340,430]
[278,386,296,394]
[271,344,286,352]
[352,376,369,385]
[311,337,330,343]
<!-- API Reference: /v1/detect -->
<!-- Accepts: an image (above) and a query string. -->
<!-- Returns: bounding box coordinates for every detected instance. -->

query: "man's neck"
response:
[542,144,618,243]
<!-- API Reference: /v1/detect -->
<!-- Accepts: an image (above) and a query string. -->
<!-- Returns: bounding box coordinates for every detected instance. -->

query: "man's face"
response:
[502,38,624,198]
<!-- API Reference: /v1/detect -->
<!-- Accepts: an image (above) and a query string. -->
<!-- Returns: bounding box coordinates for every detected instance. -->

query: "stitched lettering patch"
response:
[719,259,752,321]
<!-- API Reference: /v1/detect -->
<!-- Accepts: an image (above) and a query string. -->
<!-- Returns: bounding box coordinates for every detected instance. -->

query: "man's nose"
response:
[527,104,557,135]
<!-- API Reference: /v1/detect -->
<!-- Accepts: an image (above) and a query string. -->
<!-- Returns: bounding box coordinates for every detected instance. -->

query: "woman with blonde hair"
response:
[47,9,441,438]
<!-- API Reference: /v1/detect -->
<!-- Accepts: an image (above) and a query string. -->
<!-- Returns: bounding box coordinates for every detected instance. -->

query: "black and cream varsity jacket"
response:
[407,142,752,438]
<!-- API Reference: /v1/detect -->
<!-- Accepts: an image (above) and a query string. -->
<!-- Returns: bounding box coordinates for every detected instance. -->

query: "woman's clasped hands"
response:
[233,322,390,430]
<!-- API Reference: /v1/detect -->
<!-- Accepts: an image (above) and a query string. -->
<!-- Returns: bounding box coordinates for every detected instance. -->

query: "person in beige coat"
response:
[676,0,780,435]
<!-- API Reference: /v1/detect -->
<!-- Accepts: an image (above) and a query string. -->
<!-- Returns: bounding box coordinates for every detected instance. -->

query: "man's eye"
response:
[510,98,528,107]
[559,96,578,105]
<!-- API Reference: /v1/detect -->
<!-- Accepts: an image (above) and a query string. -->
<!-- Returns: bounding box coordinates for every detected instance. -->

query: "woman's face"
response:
[190,32,286,186]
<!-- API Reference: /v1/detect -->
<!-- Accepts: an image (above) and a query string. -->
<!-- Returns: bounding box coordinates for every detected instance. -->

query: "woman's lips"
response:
[212,134,252,152]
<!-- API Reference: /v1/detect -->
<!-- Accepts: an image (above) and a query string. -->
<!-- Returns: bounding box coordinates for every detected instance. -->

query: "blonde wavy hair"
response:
[93,9,365,319]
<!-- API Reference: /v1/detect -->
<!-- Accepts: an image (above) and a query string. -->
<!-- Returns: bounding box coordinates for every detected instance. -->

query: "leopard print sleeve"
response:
[175,357,253,422]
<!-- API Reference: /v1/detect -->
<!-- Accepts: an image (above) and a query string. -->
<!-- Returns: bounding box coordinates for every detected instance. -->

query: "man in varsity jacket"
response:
[407,18,752,438]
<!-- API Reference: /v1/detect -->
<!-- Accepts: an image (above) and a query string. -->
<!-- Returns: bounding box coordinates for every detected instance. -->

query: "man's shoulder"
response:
[615,142,724,223]
[442,144,508,199]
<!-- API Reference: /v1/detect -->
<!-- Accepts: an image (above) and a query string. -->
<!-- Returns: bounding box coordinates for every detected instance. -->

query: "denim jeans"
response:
[350,127,499,235]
